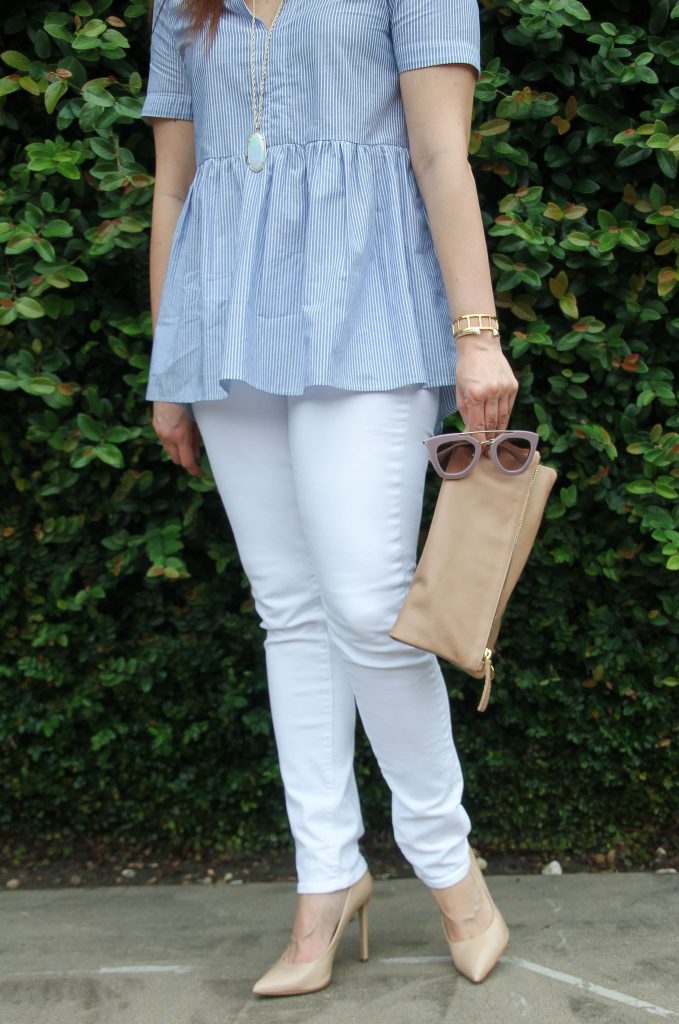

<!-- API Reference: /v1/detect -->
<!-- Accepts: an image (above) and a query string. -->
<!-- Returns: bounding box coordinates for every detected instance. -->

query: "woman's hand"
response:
[152,401,204,477]
[454,339,519,447]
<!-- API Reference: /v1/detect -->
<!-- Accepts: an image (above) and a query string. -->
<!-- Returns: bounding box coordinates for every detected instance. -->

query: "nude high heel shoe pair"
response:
[252,852,508,997]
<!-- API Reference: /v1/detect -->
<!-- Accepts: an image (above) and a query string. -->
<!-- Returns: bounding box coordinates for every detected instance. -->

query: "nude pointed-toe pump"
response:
[252,871,373,997]
[438,853,509,984]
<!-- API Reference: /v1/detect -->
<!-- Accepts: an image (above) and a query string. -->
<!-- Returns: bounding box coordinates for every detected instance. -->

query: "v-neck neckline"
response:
[239,0,286,32]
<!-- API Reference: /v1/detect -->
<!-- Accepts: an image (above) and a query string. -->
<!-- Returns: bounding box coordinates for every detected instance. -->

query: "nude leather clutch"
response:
[390,451,558,711]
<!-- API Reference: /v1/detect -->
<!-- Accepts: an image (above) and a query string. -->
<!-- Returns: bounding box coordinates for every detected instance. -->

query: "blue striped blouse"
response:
[140,0,481,429]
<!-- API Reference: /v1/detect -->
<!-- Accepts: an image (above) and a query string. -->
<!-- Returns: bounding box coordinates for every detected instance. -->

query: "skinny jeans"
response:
[192,381,472,894]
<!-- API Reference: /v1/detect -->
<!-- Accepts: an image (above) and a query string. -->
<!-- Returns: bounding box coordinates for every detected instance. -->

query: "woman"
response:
[141,0,518,997]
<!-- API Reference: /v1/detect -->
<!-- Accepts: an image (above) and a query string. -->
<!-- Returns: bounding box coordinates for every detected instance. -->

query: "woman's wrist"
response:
[454,334,503,355]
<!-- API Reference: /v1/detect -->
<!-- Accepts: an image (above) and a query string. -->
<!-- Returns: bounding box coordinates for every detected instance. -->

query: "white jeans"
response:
[192,382,472,894]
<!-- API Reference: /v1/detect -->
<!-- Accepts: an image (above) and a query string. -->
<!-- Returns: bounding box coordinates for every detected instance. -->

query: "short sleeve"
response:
[140,0,193,124]
[390,0,481,79]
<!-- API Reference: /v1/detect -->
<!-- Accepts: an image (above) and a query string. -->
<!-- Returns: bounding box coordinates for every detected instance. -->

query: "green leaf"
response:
[82,84,115,107]
[102,29,129,49]
[657,150,678,179]
[19,76,40,96]
[520,268,543,288]
[566,231,592,248]
[116,216,145,234]
[22,376,56,395]
[649,0,669,33]
[76,413,104,442]
[70,446,98,468]
[1,50,31,71]
[649,183,666,208]
[41,219,73,239]
[95,443,124,468]
[57,164,81,181]
[560,294,579,319]
[43,14,73,42]
[0,75,21,96]
[560,485,578,508]
[598,233,619,253]
[15,297,45,318]
[0,371,19,390]
[80,19,107,38]
[108,426,142,443]
[597,210,617,230]
[620,227,642,248]
[564,0,590,21]
[71,36,102,52]
[44,79,68,114]
[62,266,88,282]
[116,96,144,117]
[626,480,655,494]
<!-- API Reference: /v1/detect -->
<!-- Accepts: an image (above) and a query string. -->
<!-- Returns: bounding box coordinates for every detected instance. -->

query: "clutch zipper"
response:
[477,458,541,713]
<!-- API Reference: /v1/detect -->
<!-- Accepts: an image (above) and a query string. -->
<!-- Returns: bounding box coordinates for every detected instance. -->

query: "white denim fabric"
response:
[192,381,472,893]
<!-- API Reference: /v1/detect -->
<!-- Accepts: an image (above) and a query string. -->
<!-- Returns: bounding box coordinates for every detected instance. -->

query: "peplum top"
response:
[140,0,482,429]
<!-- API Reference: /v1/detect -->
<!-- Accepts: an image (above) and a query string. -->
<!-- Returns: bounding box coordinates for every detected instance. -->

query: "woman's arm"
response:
[149,119,196,331]
[399,65,518,438]
[147,118,204,476]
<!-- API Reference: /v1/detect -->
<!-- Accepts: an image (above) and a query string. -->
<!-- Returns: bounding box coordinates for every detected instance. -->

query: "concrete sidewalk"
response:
[1,873,678,1024]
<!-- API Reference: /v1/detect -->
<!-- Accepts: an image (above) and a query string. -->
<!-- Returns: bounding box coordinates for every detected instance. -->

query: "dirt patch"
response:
[2,832,676,891]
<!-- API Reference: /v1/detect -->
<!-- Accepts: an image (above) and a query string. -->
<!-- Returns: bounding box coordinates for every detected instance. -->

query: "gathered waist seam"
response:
[196,140,410,165]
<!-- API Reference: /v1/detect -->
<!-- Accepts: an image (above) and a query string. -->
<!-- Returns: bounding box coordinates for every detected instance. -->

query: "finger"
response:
[506,377,519,423]
[463,394,486,444]
[481,390,499,458]
[497,391,511,432]
[177,438,204,477]
[191,422,203,465]
[484,387,500,435]
[163,443,180,464]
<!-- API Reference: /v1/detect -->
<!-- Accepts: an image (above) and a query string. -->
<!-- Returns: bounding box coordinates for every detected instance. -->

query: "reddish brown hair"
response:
[147,0,223,52]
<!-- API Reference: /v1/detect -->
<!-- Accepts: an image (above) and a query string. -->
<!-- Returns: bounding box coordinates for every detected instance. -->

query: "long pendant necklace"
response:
[247,0,287,172]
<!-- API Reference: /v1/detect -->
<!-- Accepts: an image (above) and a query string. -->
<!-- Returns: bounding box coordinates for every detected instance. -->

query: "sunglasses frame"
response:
[423,429,540,480]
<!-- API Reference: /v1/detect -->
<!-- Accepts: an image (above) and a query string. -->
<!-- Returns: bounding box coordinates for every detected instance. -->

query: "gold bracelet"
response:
[452,313,499,340]
[455,326,500,339]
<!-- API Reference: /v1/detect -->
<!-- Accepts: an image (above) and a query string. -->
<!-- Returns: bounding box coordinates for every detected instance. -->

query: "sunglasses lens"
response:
[434,439,475,476]
[496,437,532,472]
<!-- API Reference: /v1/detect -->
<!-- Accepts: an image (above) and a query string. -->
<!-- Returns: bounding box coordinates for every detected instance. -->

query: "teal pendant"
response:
[247,130,267,172]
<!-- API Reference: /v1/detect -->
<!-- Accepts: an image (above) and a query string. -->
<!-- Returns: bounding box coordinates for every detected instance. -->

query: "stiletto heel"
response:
[252,871,373,997]
[358,901,369,962]
[435,853,509,984]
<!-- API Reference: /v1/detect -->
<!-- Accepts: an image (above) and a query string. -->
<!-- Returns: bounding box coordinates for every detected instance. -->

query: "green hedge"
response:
[1,0,677,863]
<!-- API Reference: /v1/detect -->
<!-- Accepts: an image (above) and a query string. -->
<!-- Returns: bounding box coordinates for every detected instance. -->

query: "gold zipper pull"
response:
[477,648,495,712]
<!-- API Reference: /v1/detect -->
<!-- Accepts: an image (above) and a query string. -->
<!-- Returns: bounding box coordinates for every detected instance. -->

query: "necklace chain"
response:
[249,0,287,134]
